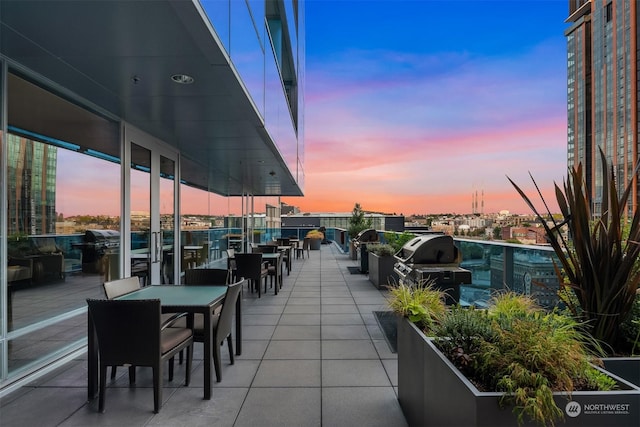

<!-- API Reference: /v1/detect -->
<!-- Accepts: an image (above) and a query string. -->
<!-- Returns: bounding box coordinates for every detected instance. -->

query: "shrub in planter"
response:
[367,243,398,289]
[305,230,324,250]
[388,285,638,426]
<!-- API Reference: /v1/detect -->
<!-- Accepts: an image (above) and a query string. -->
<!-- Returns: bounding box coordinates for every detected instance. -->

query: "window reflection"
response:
[6,73,120,378]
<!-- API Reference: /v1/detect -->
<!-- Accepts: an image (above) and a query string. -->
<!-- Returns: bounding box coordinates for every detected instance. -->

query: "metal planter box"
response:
[397,317,640,427]
[368,252,397,289]
[603,357,640,387]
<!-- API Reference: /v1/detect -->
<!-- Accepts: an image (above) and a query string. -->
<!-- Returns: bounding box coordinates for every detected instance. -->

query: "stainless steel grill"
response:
[76,229,120,273]
[393,234,471,305]
[353,229,379,273]
[352,229,378,249]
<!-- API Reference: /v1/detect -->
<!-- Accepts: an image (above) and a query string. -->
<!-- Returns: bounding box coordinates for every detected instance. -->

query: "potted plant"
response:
[347,203,373,259]
[384,231,416,253]
[508,147,640,385]
[389,283,640,427]
[306,230,324,250]
[367,243,398,289]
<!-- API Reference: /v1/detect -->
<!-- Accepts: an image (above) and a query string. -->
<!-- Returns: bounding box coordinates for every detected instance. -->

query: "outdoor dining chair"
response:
[296,237,311,259]
[102,276,142,380]
[233,253,268,297]
[188,279,243,382]
[86,298,193,414]
[267,250,284,292]
[184,268,230,285]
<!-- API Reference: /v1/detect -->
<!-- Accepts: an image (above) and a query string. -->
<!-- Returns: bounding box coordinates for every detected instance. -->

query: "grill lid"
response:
[85,229,120,246]
[354,229,378,243]
[394,234,459,265]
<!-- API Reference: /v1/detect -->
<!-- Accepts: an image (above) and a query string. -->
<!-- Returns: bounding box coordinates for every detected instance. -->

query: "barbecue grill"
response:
[353,229,379,273]
[393,234,471,305]
[75,229,120,273]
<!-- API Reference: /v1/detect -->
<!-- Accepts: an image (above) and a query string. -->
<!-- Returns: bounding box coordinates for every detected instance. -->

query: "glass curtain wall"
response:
[2,71,120,384]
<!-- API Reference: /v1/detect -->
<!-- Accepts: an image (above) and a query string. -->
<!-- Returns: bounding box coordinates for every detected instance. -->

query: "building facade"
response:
[0,0,304,395]
[566,0,639,214]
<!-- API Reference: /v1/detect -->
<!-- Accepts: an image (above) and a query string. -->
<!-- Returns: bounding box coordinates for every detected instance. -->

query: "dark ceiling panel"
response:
[0,0,302,197]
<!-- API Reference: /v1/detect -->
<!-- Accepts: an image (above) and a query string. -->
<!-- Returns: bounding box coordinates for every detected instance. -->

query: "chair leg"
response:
[128,365,136,385]
[99,364,108,413]
[185,344,193,386]
[168,356,174,381]
[227,335,234,365]
[214,339,222,383]
[110,365,117,379]
[153,364,162,414]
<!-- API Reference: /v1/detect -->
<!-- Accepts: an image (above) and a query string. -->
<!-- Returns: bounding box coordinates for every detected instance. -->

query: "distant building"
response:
[567,0,639,214]
[7,135,57,236]
[281,212,404,232]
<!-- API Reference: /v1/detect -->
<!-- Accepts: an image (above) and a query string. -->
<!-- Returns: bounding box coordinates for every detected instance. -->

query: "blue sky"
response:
[285,0,570,214]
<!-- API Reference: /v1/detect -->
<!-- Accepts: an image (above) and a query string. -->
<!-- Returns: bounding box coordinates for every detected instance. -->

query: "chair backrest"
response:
[233,253,264,281]
[184,268,229,285]
[276,238,290,246]
[255,245,277,253]
[87,298,160,366]
[103,276,141,299]
[215,279,244,341]
[302,237,311,250]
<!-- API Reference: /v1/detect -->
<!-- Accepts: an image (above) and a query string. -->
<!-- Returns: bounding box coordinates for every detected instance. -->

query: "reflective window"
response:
[230,0,265,116]
[6,72,120,378]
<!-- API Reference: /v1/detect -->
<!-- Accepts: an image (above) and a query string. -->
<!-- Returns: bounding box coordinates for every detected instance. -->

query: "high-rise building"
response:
[7,135,58,236]
[566,0,638,214]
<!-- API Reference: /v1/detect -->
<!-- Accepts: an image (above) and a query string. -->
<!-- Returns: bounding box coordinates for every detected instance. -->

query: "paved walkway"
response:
[0,243,408,426]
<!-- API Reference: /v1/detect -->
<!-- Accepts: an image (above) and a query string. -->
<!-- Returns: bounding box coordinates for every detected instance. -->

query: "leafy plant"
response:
[305,230,324,240]
[383,231,415,252]
[619,291,640,355]
[508,148,640,355]
[432,293,616,427]
[386,281,446,331]
[366,243,396,257]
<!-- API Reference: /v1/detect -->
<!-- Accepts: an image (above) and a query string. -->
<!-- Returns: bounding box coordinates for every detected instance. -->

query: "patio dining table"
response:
[87,284,241,401]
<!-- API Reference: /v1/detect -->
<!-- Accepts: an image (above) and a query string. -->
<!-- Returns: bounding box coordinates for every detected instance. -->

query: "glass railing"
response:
[27,228,560,310]
[307,228,561,310]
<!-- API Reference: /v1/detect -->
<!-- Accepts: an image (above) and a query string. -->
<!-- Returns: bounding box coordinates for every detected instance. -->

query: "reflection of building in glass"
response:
[490,251,560,308]
[7,135,57,236]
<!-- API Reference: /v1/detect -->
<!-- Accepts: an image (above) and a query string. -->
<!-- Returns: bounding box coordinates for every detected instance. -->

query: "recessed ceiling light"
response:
[171,74,194,84]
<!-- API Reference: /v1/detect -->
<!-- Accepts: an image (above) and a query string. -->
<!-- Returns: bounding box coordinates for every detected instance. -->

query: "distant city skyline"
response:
[282,0,568,215]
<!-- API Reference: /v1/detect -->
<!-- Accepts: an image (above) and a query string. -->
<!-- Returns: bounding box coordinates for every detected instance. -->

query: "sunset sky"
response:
[283,0,569,215]
[53,0,570,218]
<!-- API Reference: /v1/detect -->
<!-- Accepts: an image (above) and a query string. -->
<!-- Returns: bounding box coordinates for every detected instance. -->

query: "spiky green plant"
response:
[386,280,446,332]
[508,148,640,355]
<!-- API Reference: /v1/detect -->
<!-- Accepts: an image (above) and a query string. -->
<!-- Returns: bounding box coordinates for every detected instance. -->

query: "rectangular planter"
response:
[368,252,398,289]
[603,358,640,387]
[397,317,640,427]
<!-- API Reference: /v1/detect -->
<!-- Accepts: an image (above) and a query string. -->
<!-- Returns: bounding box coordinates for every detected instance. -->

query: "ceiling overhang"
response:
[0,0,303,197]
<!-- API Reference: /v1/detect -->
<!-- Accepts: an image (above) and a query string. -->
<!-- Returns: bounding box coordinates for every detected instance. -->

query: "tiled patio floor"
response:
[0,243,408,427]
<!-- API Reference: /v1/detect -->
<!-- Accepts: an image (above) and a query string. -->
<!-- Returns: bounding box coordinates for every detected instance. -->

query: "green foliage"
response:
[508,148,640,355]
[430,293,616,427]
[386,281,446,332]
[306,229,324,240]
[383,231,415,252]
[367,243,396,257]
[432,305,496,376]
[347,203,373,238]
[619,292,640,355]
